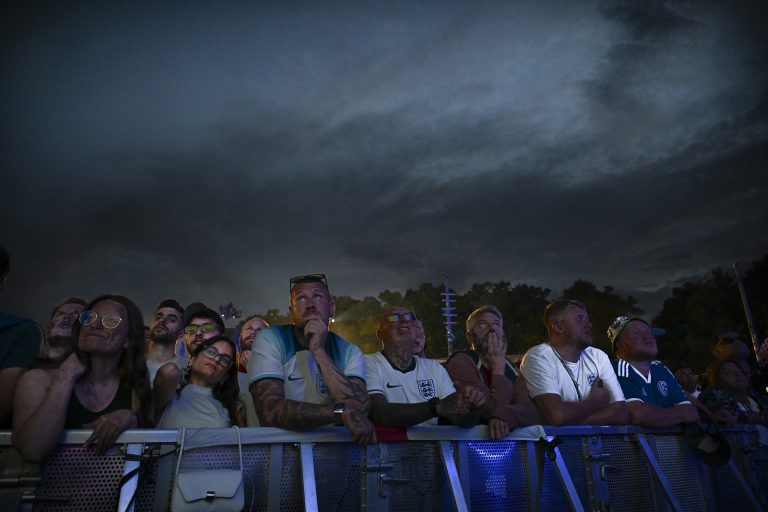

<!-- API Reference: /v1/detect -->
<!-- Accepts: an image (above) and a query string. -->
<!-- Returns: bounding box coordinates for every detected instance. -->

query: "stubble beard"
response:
[150,329,176,346]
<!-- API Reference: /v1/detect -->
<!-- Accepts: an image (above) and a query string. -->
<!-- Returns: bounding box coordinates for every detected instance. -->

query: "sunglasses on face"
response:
[385,312,418,323]
[79,310,123,329]
[199,346,234,369]
[289,273,328,293]
[720,336,746,345]
[184,323,219,335]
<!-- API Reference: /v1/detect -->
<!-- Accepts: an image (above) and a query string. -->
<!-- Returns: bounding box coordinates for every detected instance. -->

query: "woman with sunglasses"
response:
[12,295,152,462]
[154,335,245,428]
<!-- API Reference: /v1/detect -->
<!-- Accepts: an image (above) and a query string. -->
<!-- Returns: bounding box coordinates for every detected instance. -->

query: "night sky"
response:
[2,1,767,327]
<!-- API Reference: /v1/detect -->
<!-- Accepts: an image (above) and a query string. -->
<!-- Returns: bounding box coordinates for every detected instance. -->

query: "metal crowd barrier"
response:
[0,424,766,512]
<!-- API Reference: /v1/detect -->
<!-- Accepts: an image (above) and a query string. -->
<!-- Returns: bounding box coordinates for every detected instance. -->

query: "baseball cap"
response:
[183,302,225,333]
[607,315,666,351]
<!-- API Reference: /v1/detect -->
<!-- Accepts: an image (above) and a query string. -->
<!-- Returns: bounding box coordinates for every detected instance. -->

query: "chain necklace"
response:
[551,345,584,401]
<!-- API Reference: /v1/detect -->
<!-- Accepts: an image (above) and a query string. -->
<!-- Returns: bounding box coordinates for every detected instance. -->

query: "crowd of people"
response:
[1,247,767,464]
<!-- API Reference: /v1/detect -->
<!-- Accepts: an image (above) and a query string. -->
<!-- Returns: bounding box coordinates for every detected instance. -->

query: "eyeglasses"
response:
[385,312,418,323]
[720,336,746,345]
[200,346,234,369]
[289,274,328,293]
[184,323,220,335]
[79,310,123,329]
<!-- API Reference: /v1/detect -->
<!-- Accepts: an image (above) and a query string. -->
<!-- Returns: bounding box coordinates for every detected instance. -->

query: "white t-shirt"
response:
[248,325,366,405]
[146,355,187,388]
[237,372,259,427]
[157,384,230,428]
[365,351,455,425]
[520,343,625,403]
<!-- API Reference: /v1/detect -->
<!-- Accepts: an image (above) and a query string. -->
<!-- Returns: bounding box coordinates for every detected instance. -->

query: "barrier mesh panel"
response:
[709,461,750,511]
[540,436,590,512]
[313,443,362,512]
[652,433,708,511]
[171,441,272,512]
[279,443,305,511]
[37,445,125,511]
[600,435,657,512]
[465,440,531,511]
[384,442,452,511]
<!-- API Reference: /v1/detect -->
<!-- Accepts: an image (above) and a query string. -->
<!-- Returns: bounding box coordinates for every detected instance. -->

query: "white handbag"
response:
[171,427,245,512]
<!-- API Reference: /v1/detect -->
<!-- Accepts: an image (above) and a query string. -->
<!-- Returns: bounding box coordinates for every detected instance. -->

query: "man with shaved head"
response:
[365,306,486,432]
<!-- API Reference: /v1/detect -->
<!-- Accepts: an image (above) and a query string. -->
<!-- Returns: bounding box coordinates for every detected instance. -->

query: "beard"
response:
[150,328,176,345]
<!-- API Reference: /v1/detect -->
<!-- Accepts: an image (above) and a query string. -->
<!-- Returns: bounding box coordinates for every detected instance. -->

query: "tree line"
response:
[256,255,768,373]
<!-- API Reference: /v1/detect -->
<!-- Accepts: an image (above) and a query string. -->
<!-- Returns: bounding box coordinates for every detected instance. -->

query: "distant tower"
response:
[441,277,457,354]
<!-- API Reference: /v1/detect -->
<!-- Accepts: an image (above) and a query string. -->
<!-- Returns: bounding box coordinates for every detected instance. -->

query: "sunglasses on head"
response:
[289,273,328,293]
[386,311,418,323]
[184,323,219,335]
[79,310,123,329]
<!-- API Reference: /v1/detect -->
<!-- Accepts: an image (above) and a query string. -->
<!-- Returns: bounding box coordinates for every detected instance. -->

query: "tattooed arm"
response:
[251,378,376,443]
[311,348,370,413]
[368,393,436,427]
[252,378,335,429]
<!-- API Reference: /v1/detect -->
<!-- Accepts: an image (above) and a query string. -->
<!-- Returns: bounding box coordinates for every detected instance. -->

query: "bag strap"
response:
[174,427,187,477]
[175,427,242,475]
[234,426,243,472]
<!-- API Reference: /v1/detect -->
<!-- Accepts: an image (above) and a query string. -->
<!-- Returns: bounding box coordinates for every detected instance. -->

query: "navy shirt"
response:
[611,359,689,408]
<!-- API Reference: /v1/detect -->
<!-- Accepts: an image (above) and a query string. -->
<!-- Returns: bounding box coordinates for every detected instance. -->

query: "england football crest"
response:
[657,381,669,397]
[316,374,328,396]
[418,379,436,399]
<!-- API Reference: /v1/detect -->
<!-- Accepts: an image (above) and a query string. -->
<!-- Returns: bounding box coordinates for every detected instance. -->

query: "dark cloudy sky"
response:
[2,1,767,327]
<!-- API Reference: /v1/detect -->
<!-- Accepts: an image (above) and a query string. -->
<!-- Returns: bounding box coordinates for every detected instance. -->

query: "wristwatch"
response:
[428,397,440,417]
[332,402,345,425]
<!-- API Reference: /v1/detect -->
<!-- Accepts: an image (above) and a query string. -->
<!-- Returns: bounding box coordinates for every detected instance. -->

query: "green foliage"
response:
[249,256,768,369]
[654,257,768,373]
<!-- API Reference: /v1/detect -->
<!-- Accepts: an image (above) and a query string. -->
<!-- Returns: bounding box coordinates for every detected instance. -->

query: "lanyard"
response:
[552,347,584,401]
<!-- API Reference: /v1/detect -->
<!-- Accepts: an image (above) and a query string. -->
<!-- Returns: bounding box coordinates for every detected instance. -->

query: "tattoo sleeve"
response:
[368,393,434,427]
[252,379,336,430]
[312,351,370,413]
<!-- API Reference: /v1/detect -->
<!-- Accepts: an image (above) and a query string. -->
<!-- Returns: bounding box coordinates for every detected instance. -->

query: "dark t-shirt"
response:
[65,381,132,428]
[0,312,42,370]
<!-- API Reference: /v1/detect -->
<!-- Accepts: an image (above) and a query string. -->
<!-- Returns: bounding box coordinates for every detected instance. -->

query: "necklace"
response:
[551,346,584,401]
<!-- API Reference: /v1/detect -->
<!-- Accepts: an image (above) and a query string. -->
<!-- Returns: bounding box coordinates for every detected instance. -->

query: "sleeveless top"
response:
[65,380,132,428]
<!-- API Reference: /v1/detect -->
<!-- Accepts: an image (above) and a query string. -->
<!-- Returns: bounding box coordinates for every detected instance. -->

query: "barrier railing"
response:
[1,425,766,511]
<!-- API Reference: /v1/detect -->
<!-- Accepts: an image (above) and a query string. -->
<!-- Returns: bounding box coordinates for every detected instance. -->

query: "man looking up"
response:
[145,299,186,385]
[249,274,375,443]
[608,315,698,427]
[182,302,225,360]
[39,297,87,364]
[237,314,269,426]
[412,319,426,358]
[366,306,486,431]
[713,330,768,394]
[520,299,628,425]
[446,305,538,439]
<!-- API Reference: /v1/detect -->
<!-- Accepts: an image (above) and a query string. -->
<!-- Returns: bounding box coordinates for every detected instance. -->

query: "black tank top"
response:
[65,380,132,428]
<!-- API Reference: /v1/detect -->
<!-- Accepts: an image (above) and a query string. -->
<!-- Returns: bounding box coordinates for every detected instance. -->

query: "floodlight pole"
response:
[442,277,457,355]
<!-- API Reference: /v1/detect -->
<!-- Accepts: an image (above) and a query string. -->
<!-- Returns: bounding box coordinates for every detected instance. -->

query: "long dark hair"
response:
[71,294,152,427]
[185,335,243,425]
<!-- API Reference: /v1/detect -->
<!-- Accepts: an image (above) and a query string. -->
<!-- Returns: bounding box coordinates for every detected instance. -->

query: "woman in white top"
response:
[155,335,245,428]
